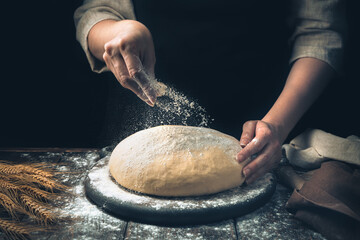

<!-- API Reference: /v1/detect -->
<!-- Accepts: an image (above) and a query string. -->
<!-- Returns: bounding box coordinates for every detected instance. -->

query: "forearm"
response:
[262,57,335,142]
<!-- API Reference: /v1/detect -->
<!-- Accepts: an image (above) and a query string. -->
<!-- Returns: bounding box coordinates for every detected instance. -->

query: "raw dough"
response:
[109,125,250,197]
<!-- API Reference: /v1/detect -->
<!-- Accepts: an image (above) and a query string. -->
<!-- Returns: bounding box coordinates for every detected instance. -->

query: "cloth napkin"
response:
[282,129,360,169]
[282,129,360,240]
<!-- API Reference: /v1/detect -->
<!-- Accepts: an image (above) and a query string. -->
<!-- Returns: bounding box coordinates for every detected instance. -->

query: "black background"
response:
[0,1,359,148]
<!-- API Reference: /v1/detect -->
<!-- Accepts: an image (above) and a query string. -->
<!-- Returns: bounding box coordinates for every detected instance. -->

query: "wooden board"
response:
[85,156,277,226]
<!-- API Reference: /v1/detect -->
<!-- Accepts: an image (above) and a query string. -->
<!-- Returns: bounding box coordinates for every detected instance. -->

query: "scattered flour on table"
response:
[236,185,327,239]
[126,220,235,240]
[47,152,124,240]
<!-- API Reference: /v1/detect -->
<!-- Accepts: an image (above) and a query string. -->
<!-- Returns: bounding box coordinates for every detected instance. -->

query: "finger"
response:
[104,51,153,106]
[239,121,257,147]
[143,46,156,79]
[246,165,270,184]
[104,42,114,56]
[103,51,115,73]
[123,53,157,105]
[245,157,277,184]
[126,80,154,106]
[104,41,154,105]
[244,146,281,183]
[242,145,270,178]
[236,135,267,163]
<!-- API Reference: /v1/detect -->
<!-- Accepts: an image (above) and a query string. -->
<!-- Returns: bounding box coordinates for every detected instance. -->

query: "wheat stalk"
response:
[20,165,53,178]
[0,160,70,238]
[0,219,30,240]
[0,193,22,220]
[0,162,23,175]
[19,194,55,226]
[1,172,68,193]
[0,161,55,178]
[24,174,67,192]
[0,179,18,190]
[19,186,54,202]
[0,179,19,197]
[0,218,46,240]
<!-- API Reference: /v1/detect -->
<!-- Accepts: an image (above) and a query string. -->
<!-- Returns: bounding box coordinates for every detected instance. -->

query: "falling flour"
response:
[116,82,213,144]
[155,85,211,127]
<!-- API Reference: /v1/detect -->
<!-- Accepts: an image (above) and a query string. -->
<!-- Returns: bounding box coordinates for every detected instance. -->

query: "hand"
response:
[236,120,282,184]
[102,20,158,106]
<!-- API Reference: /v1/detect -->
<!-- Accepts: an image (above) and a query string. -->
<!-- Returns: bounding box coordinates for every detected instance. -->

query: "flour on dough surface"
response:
[109,125,249,196]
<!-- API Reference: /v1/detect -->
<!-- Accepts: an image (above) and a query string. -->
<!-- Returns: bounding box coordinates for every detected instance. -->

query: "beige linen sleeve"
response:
[74,0,136,73]
[288,0,346,74]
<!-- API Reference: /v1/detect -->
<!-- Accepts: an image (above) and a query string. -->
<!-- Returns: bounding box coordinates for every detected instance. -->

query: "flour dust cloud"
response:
[116,82,213,143]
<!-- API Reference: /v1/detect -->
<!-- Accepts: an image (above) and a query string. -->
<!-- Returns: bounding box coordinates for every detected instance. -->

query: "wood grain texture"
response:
[45,152,127,240]
[235,185,326,240]
[125,220,237,240]
[0,148,99,153]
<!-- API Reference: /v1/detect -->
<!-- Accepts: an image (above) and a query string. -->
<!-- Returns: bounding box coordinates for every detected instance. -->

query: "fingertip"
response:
[104,43,111,54]
[236,153,243,162]
[141,94,154,107]
[141,83,158,107]
[145,99,154,107]
[239,135,251,148]
[239,141,247,148]
[149,96,156,106]
[243,168,251,178]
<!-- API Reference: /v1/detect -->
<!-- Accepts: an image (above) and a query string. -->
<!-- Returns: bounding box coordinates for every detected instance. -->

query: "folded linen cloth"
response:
[281,129,360,240]
[282,129,360,169]
[286,161,360,240]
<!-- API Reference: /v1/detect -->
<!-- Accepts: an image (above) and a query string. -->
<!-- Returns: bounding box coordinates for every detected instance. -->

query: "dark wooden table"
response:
[0,148,326,239]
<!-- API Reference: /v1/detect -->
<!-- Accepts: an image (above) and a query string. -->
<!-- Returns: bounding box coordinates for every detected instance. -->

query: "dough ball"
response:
[109,125,249,197]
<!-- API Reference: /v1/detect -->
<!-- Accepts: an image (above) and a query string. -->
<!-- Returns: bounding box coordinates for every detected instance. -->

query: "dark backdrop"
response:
[0,1,359,148]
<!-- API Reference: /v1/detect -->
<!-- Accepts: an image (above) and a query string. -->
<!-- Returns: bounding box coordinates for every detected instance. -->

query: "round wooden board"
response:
[84,156,276,226]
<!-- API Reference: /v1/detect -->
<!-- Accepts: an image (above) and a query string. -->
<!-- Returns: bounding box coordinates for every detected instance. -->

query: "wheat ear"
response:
[0,218,37,240]
[0,193,23,220]
[3,173,68,193]
[0,179,19,198]
[25,174,68,192]
[19,194,55,226]
[19,185,55,202]
[0,161,55,178]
